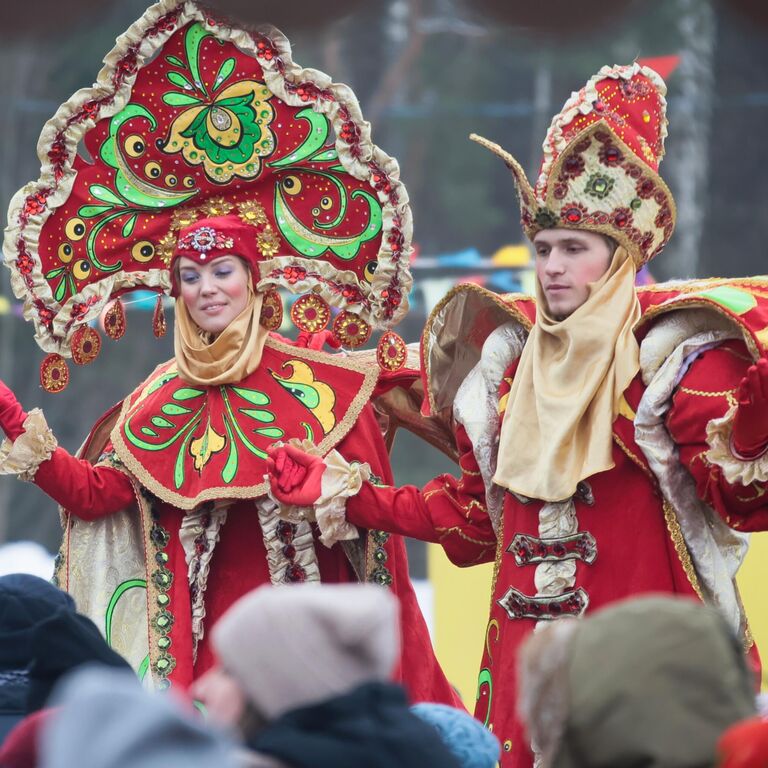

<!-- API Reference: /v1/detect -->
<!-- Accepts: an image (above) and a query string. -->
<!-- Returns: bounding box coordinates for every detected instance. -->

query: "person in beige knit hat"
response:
[193,582,399,726]
[517,596,756,768]
[191,583,461,768]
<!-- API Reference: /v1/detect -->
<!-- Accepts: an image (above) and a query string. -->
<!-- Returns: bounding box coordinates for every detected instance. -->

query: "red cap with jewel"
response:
[169,213,261,297]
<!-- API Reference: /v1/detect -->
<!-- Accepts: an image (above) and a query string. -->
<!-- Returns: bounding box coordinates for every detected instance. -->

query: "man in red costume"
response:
[0,2,460,707]
[267,63,768,765]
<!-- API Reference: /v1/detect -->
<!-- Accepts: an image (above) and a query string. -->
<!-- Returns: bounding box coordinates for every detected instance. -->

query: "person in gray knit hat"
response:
[517,596,757,768]
[39,666,238,768]
[192,582,461,768]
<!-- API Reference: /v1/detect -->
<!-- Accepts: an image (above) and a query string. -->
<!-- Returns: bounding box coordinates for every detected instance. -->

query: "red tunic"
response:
[346,339,767,766]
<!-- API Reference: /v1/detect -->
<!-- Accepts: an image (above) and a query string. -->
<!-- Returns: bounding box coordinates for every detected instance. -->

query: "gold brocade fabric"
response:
[493,247,641,501]
[174,290,268,386]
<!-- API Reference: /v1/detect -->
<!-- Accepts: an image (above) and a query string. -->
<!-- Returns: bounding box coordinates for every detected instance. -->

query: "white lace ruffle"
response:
[314,449,368,547]
[0,408,58,481]
[706,404,768,486]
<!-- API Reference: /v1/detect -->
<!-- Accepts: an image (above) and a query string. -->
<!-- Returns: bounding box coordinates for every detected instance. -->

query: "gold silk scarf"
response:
[493,247,641,502]
[174,289,269,386]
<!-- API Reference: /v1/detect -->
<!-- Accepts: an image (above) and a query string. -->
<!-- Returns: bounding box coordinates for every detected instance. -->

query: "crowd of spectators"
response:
[0,575,766,768]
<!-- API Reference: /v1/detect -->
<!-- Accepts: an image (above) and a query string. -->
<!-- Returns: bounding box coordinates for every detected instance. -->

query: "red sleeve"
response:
[666,339,768,531]
[344,417,497,567]
[30,446,136,521]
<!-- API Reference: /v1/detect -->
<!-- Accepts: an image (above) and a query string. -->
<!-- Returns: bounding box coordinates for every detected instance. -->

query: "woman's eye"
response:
[215,269,232,278]
[180,273,198,283]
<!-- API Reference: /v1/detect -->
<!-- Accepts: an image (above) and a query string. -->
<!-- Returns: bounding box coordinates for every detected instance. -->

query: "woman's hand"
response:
[266,445,325,506]
[0,381,28,441]
[733,358,768,458]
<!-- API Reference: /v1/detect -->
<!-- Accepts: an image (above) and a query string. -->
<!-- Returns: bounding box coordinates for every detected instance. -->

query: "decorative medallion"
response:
[104,299,127,340]
[376,331,407,372]
[497,586,589,621]
[40,353,70,393]
[290,294,330,333]
[177,225,234,254]
[259,289,283,331]
[70,325,102,366]
[333,311,371,348]
[508,532,597,566]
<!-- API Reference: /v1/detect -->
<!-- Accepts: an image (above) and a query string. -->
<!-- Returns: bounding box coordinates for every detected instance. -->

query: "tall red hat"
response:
[471,63,676,266]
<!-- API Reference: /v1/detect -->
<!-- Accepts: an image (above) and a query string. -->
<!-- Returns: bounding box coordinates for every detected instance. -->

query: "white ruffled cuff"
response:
[706,404,768,486]
[0,409,58,482]
[313,449,369,548]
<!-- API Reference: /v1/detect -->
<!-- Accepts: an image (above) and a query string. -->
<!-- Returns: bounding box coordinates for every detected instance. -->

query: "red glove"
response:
[0,381,29,441]
[296,330,342,351]
[732,358,768,458]
[266,445,325,506]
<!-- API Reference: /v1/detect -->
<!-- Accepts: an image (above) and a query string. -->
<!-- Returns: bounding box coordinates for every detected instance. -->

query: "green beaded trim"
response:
[148,512,176,684]
[367,529,392,587]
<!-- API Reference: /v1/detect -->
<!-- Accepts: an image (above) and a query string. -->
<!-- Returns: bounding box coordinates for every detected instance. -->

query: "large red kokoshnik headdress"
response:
[4,0,413,392]
[471,62,676,266]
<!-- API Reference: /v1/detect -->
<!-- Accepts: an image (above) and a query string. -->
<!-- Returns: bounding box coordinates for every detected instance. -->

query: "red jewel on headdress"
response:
[103,298,126,340]
[40,353,69,394]
[333,311,371,348]
[152,294,167,338]
[290,294,330,334]
[376,331,407,372]
[563,206,584,224]
[70,325,101,366]
[259,289,283,331]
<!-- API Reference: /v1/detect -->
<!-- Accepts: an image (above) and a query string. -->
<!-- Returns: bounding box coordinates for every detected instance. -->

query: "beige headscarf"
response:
[493,246,641,501]
[174,287,269,386]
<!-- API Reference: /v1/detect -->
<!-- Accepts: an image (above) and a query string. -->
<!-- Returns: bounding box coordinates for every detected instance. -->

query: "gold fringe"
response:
[662,500,704,601]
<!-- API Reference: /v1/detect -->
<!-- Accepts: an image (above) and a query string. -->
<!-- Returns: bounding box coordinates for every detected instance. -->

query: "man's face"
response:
[533,229,614,319]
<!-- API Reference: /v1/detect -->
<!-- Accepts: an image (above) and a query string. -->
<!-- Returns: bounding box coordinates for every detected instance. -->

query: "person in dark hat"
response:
[0,574,73,742]
[0,573,130,765]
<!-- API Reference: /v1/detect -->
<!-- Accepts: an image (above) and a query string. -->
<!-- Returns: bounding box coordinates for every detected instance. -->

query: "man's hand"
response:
[0,381,28,442]
[733,358,768,458]
[266,445,326,506]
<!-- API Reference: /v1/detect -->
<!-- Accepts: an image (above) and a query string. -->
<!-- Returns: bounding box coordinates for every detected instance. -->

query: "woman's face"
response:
[177,255,250,335]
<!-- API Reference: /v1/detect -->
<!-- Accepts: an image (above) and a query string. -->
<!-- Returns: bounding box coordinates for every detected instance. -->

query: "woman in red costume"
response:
[268,63,768,765]
[0,1,458,705]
